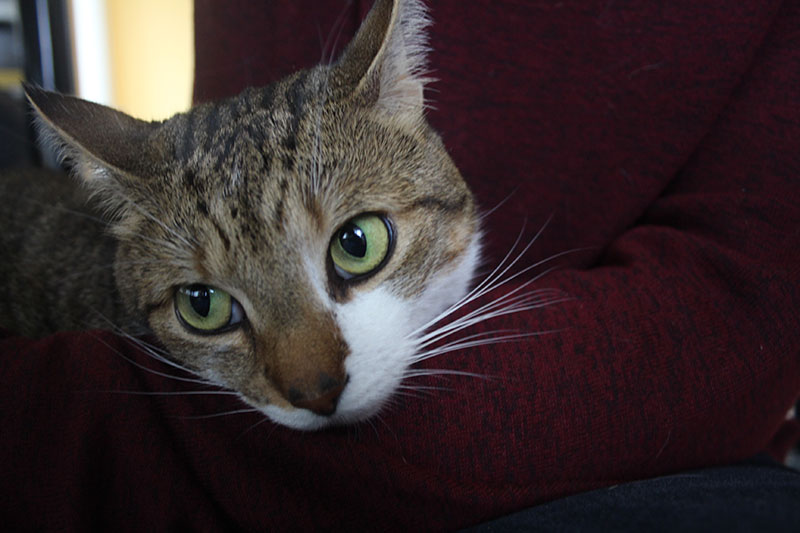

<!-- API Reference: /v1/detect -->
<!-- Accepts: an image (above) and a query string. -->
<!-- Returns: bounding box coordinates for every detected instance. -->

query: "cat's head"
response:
[27,0,479,430]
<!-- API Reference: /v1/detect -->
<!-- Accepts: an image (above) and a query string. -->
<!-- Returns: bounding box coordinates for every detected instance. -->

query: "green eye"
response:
[330,214,392,280]
[175,284,243,333]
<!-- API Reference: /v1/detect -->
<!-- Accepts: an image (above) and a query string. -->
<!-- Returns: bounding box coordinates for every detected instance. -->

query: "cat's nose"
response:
[286,373,347,416]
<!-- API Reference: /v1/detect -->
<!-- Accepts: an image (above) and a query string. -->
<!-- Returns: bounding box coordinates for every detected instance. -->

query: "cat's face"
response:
[28,0,478,430]
[120,77,478,429]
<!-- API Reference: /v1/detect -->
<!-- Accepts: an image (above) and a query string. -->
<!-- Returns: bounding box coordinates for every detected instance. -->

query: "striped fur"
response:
[2,0,478,429]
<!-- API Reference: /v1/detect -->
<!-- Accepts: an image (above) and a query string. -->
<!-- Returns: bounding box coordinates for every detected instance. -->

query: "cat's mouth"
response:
[260,395,384,432]
[256,371,396,431]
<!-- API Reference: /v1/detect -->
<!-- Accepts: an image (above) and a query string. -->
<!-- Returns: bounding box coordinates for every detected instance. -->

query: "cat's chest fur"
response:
[1,0,480,430]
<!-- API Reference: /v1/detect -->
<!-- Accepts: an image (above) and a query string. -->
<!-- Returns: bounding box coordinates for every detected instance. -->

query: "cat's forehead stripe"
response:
[176,108,198,163]
[200,103,221,153]
[282,70,310,153]
[272,176,290,230]
[175,70,321,187]
[257,83,277,112]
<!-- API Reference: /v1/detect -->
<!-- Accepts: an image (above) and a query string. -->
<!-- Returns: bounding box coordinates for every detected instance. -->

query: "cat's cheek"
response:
[334,287,417,422]
[408,233,482,332]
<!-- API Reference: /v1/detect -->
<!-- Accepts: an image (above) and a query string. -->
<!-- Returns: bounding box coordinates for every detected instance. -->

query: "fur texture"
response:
[0,0,479,430]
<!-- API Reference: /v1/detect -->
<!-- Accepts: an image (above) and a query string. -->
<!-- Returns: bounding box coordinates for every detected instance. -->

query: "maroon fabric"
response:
[3,0,800,530]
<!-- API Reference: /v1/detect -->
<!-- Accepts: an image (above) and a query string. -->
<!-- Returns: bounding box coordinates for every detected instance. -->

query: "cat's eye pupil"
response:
[339,224,367,258]
[187,285,211,317]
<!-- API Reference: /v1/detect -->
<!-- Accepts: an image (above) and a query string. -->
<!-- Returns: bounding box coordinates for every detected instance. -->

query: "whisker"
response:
[88,311,209,382]
[108,328,200,376]
[396,384,453,394]
[177,407,260,420]
[477,187,520,222]
[416,328,520,350]
[374,413,403,447]
[237,415,274,440]
[419,301,571,352]
[58,259,165,281]
[471,246,590,304]
[363,415,381,439]
[319,0,353,65]
[95,389,239,397]
[127,339,213,384]
[87,333,214,386]
[395,219,585,408]
[408,217,549,337]
[21,197,109,227]
[465,216,550,300]
[416,287,564,346]
[414,330,564,363]
[16,195,184,253]
[438,287,568,330]
[403,368,493,380]
[392,389,434,400]
[123,198,199,249]
[416,285,570,348]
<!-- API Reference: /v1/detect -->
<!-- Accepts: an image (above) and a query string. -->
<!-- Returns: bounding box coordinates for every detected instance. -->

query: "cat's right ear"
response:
[331,0,432,119]
[24,83,160,185]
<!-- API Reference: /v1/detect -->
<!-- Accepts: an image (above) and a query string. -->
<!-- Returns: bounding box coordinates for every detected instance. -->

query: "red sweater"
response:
[2,0,798,530]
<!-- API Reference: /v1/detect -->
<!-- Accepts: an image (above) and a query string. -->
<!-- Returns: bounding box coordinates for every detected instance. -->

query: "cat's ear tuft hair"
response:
[333,0,432,116]
[24,83,160,183]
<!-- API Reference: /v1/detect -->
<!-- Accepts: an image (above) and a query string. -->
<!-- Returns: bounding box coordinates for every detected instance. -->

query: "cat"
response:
[0,0,486,430]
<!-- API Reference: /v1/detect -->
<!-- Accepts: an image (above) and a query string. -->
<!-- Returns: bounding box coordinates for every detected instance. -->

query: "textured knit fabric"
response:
[2,0,799,530]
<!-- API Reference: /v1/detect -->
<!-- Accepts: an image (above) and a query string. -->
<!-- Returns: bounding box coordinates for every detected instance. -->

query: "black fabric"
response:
[466,456,800,532]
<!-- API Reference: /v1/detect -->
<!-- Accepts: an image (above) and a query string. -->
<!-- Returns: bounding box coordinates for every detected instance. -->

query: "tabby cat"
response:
[0,0,489,430]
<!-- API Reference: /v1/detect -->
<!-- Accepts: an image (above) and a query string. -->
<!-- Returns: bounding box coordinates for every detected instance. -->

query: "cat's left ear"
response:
[332,0,432,117]
[23,83,161,182]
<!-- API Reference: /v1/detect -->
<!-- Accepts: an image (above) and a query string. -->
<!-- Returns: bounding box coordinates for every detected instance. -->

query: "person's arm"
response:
[1,0,798,531]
